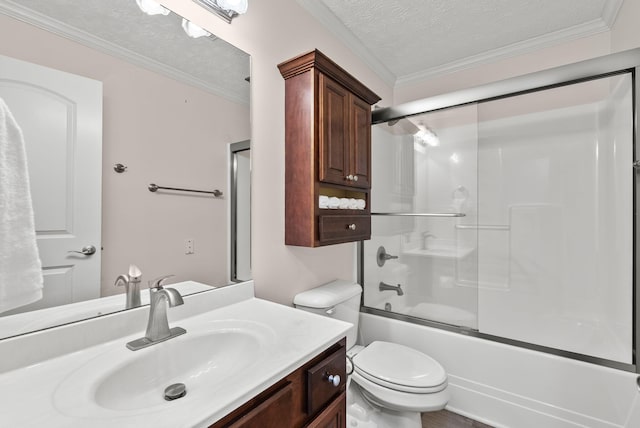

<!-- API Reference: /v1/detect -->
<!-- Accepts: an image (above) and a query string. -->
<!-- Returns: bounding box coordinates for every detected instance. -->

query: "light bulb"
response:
[182,19,211,38]
[135,0,170,16]
[216,0,248,14]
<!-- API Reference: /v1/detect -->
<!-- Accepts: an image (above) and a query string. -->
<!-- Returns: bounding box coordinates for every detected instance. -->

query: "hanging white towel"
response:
[0,97,43,314]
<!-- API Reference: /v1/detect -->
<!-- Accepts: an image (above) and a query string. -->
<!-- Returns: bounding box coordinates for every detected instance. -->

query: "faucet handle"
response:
[149,274,175,289]
[114,274,129,287]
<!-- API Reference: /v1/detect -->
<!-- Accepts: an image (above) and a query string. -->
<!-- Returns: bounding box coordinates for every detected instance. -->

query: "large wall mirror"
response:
[0,0,251,339]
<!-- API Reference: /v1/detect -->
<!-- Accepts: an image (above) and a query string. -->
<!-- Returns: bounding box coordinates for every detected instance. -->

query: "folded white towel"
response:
[328,197,340,209]
[319,195,329,209]
[348,198,358,209]
[356,199,366,210]
[0,98,43,314]
[339,198,350,209]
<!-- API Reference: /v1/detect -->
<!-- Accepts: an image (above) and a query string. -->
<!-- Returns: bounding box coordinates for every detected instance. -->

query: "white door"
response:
[0,54,102,313]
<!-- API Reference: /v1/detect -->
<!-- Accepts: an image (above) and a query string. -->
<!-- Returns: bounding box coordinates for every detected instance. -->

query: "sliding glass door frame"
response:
[359,47,640,373]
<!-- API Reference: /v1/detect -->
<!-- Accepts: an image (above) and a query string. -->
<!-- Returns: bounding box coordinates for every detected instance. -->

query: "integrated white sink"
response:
[94,328,262,411]
[53,319,276,417]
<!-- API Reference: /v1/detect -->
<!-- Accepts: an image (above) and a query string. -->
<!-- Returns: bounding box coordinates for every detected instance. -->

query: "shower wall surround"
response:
[362,49,637,369]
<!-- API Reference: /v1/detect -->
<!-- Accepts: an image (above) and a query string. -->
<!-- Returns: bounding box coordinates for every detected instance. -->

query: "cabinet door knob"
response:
[347,224,357,230]
[326,374,341,387]
[353,175,358,182]
[346,174,354,181]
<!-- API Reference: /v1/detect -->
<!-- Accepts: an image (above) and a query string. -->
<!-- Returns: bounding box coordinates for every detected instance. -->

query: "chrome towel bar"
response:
[371,212,465,217]
[148,183,223,197]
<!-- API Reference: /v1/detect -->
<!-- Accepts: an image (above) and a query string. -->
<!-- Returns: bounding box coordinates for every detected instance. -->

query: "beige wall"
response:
[162,0,393,305]
[611,0,640,52]
[0,14,250,296]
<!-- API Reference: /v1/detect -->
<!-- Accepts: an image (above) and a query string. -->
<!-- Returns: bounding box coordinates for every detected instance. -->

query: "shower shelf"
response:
[402,245,474,260]
[371,212,466,217]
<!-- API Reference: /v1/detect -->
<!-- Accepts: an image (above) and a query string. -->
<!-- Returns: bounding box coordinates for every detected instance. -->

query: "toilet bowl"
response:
[294,280,449,428]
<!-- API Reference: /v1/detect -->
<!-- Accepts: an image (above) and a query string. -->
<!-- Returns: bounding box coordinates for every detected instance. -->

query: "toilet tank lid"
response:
[293,280,362,309]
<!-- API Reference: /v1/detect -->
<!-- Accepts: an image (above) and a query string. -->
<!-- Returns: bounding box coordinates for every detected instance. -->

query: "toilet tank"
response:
[293,280,362,349]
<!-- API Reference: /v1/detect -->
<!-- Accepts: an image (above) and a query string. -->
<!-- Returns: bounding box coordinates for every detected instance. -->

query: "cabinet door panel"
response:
[319,74,350,186]
[306,392,346,428]
[227,382,293,428]
[350,96,372,189]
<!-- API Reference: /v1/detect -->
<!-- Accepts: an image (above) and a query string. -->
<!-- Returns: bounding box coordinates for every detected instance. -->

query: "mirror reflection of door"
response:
[0,54,102,315]
[230,141,251,282]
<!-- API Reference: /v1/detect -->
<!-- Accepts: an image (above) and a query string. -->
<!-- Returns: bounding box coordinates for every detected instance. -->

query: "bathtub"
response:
[359,312,640,428]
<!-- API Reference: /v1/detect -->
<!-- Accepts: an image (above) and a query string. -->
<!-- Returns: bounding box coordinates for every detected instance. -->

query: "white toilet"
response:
[294,280,450,428]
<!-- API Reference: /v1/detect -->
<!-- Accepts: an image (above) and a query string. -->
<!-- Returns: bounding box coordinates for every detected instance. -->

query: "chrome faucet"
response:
[421,231,437,250]
[379,281,404,296]
[126,274,186,351]
[114,264,142,309]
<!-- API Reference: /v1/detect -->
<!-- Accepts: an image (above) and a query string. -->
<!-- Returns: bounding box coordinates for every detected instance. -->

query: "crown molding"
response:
[601,0,624,27]
[395,17,612,87]
[0,1,248,105]
[295,0,397,87]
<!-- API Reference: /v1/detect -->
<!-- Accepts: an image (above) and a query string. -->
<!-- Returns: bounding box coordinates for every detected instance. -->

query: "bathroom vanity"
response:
[0,281,350,427]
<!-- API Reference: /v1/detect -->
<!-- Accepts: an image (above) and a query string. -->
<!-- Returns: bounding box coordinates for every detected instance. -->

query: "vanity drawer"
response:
[318,215,370,244]
[227,382,293,428]
[306,343,346,417]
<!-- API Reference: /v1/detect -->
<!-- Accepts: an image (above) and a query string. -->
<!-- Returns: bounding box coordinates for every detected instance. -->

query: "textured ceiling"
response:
[0,0,250,104]
[298,0,623,85]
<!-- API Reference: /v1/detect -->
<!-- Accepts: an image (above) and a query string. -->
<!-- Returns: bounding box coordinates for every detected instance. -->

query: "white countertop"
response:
[0,282,351,427]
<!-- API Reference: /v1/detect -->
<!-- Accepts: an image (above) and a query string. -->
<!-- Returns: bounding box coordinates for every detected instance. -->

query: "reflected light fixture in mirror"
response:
[194,0,249,24]
[135,0,212,39]
[182,19,211,38]
[135,0,169,16]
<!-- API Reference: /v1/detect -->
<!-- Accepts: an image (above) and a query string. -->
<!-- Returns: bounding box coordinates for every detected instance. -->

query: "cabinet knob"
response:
[326,374,341,387]
[346,174,354,181]
[353,175,358,182]
[347,224,357,230]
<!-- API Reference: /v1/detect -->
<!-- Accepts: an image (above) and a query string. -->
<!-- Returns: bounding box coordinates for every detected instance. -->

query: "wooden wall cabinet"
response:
[210,339,347,428]
[278,50,381,247]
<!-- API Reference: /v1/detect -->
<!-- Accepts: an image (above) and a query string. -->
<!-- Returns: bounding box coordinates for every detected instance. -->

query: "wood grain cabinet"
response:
[278,50,381,247]
[210,339,346,428]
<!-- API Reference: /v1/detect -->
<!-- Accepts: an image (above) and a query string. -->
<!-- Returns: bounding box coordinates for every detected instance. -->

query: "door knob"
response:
[68,245,97,256]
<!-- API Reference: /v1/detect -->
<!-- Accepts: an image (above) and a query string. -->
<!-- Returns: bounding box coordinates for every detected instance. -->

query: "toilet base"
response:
[347,381,422,428]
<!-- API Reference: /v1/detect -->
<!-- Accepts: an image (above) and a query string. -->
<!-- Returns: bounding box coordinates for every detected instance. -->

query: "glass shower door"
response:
[476,73,634,364]
[362,104,479,330]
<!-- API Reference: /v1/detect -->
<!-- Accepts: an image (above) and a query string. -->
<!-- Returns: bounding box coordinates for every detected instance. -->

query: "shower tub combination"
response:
[359,49,640,427]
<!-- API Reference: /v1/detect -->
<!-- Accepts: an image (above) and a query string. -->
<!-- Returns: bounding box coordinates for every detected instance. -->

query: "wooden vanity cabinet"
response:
[210,339,347,428]
[278,49,381,247]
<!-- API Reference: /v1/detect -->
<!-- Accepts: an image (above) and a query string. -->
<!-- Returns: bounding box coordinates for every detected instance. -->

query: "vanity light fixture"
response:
[135,0,170,16]
[181,18,211,38]
[193,0,248,24]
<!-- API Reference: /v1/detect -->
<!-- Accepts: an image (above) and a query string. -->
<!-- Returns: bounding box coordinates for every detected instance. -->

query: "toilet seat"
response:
[349,341,450,413]
[352,341,447,393]
[352,372,450,413]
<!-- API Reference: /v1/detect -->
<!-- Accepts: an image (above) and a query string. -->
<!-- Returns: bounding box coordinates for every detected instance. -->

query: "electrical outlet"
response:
[185,238,194,255]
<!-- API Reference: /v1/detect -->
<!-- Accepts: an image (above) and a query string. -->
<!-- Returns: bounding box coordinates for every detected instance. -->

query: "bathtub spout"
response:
[379,281,404,296]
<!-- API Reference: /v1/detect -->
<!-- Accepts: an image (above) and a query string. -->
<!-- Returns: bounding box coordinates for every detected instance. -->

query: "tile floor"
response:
[421,410,494,427]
